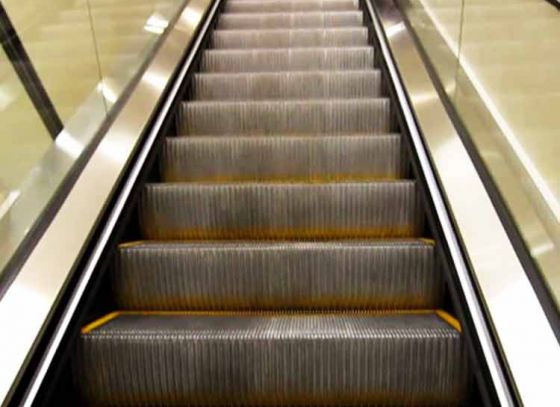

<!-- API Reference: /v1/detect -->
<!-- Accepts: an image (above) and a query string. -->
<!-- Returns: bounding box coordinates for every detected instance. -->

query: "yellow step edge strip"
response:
[117,238,436,249]
[126,227,417,239]
[82,309,462,334]
[117,240,148,249]
[436,310,462,333]
[81,311,121,334]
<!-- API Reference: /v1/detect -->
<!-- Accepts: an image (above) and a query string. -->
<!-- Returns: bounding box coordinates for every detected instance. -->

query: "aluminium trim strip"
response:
[366,0,560,406]
[19,1,224,405]
[363,1,512,404]
[0,0,222,405]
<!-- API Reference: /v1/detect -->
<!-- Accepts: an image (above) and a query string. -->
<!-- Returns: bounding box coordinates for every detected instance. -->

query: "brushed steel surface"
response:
[68,0,470,405]
[191,71,381,100]
[457,0,560,309]
[0,0,191,281]
[115,240,442,309]
[76,312,468,406]
[402,0,560,309]
[211,27,368,48]
[162,134,403,182]
[0,0,217,404]
[217,11,364,29]
[180,99,391,135]
[139,182,422,239]
[369,0,560,405]
[0,92,106,285]
[200,47,375,72]
[224,0,359,13]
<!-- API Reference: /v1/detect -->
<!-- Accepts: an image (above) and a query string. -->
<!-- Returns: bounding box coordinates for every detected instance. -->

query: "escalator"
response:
[28,0,487,405]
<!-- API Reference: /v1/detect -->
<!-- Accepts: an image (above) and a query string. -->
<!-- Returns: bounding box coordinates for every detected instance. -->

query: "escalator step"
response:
[218,11,364,29]
[115,240,442,310]
[201,47,374,72]
[161,134,402,182]
[211,28,368,48]
[224,0,359,13]
[77,312,467,406]
[72,0,473,403]
[180,99,391,135]
[191,71,382,100]
[139,181,422,239]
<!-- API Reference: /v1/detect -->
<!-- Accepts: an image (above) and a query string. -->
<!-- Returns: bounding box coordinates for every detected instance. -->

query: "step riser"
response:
[224,0,359,13]
[191,71,382,100]
[200,48,374,72]
[115,242,442,310]
[180,99,392,136]
[211,28,368,48]
[162,135,403,182]
[218,12,364,29]
[139,182,422,240]
[77,314,468,406]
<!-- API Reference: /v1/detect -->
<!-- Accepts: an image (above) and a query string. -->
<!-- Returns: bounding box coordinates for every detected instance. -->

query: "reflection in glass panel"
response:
[0,47,51,210]
[0,0,185,284]
[89,0,185,109]
[401,0,560,308]
[397,0,463,99]
[455,0,560,306]
[3,0,107,125]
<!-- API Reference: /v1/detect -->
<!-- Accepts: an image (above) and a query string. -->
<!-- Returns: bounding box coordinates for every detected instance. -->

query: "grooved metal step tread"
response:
[72,0,472,403]
[139,181,422,239]
[115,240,442,310]
[180,99,391,136]
[201,47,374,72]
[211,27,368,49]
[224,0,359,13]
[190,71,382,100]
[77,312,467,406]
[162,134,403,182]
[218,11,364,29]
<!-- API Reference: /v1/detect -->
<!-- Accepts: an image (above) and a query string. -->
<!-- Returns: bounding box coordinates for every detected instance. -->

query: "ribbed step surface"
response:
[191,71,382,100]
[162,135,403,182]
[77,313,467,406]
[139,182,421,239]
[115,240,442,310]
[224,0,359,13]
[74,0,471,402]
[211,28,368,49]
[218,12,363,29]
[180,99,391,135]
[201,47,374,72]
